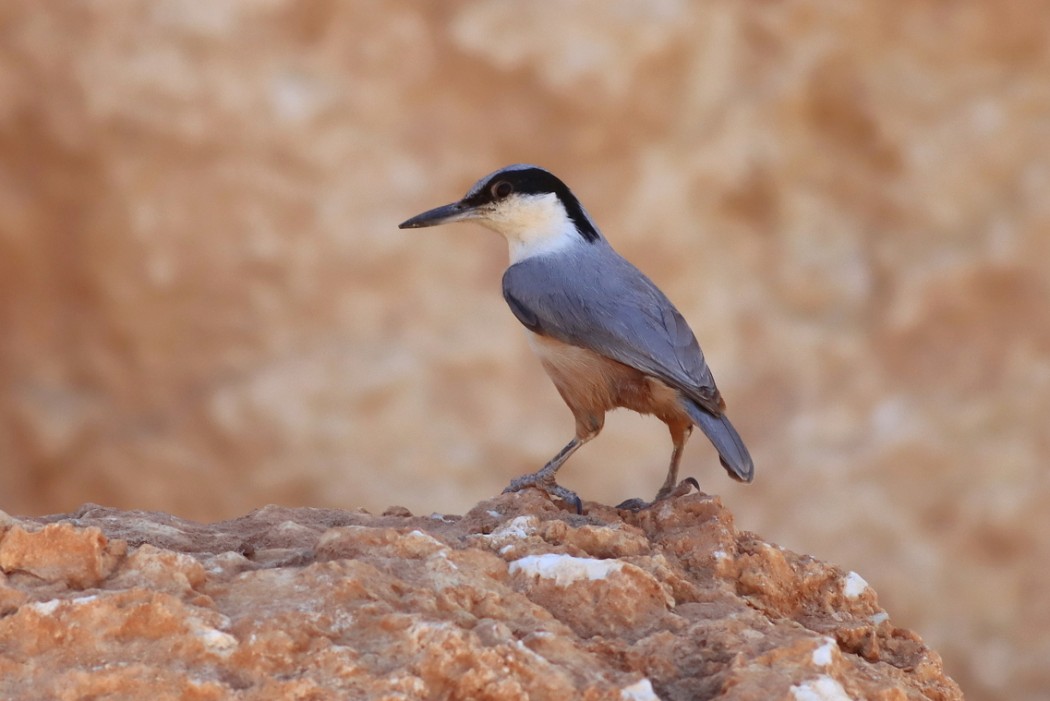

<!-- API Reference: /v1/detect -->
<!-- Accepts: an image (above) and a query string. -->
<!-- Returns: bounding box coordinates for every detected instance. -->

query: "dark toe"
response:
[615,497,650,511]
[505,478,583,514]
[548,484,584,514]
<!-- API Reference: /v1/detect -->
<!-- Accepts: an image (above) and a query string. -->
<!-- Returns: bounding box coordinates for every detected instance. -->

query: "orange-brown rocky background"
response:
[0,2,1046,699]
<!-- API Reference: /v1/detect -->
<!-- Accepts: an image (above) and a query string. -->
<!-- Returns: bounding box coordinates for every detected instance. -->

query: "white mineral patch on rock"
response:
[812,637,837,667]
[509,553,624,585]
[621,677,661,701]
[842,571,869,599]
[791,675,853,701]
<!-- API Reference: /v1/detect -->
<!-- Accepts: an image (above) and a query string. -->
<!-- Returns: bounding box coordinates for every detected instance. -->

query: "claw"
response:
[618,477,703,511]
[503,474,583,513]
[615,497,648,511]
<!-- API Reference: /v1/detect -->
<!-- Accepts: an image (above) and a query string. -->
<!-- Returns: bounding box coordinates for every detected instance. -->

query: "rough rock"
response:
[0,492,961,700]
[2,3,1047,700]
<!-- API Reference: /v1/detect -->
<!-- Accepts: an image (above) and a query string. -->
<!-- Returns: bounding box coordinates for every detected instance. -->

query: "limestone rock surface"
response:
[0,492,960,700]
[2,3,1047,698]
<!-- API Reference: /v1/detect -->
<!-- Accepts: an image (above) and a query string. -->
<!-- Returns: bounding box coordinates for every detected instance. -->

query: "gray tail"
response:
[683,400,754,483]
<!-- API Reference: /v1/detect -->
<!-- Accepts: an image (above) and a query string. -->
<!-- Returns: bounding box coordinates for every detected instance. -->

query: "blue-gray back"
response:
[502,242,724,414]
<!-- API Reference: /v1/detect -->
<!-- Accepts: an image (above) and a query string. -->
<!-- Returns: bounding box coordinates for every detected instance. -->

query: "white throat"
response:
[478,192,584,263]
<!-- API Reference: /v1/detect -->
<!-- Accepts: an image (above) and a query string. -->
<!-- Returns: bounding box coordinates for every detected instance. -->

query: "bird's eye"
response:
[492,181,513,199]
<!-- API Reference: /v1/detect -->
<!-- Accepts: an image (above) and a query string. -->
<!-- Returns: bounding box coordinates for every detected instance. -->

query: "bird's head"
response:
[399,164,601,262]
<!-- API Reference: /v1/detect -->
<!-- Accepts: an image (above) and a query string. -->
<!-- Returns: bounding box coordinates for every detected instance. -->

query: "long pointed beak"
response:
[398,201,480,229]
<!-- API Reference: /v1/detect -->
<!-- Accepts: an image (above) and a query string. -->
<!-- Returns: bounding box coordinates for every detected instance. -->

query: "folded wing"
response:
[502,247,725,416]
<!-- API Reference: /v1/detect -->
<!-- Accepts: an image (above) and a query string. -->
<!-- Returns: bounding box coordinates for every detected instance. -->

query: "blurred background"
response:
[1,1,1047,698]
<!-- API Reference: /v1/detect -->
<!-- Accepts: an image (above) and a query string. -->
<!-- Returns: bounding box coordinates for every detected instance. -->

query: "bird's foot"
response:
[503,473,583,514]
[615,477,700,511]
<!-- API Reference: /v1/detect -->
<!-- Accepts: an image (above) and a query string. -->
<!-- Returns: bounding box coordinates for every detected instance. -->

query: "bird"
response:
[399,164,753,512]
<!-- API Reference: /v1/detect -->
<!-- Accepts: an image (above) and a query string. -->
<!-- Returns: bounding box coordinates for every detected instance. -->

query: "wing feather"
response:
[502,247,724,414]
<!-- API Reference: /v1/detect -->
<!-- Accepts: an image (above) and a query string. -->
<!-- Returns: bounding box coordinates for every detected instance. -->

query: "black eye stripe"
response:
[465,167,600,243]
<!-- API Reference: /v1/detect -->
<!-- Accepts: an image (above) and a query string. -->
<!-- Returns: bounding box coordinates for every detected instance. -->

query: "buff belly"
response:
[525,332,688,427]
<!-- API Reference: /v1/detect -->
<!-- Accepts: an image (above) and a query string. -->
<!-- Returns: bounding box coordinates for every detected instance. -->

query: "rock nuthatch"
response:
[400,164,753,512]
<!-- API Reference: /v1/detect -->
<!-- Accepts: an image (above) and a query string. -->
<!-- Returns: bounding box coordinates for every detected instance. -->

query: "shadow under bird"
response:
[399,165,753,512]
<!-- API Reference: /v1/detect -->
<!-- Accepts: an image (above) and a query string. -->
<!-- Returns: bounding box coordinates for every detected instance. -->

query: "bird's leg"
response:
[654,423,692,501]
[618,422,695,511]
[504,436,582,490]
[503,414,601,513]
